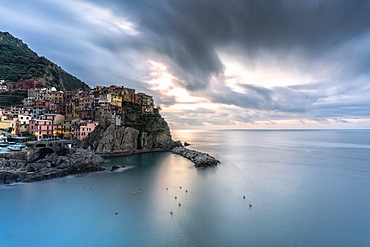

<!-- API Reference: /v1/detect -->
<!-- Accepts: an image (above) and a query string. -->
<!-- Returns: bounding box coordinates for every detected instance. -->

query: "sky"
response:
[1,0,369,129]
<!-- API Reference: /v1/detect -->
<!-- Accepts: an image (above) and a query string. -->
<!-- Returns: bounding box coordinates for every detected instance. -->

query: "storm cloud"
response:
[0,0,369,128]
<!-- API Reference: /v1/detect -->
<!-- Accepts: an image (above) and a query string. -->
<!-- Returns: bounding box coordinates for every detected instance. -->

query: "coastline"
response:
[0,148,104,184]
[0,144,220,184]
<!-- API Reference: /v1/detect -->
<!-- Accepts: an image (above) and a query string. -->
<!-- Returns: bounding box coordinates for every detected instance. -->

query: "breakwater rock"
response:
[172,146,219,167]
[0,148,105,184]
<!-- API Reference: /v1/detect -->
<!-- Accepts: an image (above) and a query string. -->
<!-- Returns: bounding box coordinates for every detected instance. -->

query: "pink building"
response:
[6,79,46,90]
[73,120,98,140]
[28,119,38,135]
[35,100,53,108]
[29,119,54,140]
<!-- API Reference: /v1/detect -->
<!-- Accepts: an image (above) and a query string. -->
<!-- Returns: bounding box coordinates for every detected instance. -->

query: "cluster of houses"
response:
[0,80,156,141]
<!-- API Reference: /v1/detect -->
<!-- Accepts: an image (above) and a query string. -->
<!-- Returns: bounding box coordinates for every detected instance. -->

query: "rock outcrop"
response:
[172,146,220,167]
[82,113,181,156]
[0,148,105,184]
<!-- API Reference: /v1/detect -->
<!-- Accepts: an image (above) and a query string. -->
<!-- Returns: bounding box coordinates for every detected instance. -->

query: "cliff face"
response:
[82,113,180,156]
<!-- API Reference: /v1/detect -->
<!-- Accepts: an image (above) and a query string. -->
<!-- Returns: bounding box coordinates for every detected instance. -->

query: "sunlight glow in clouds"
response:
[147,60,175,91]
[147,61,209,106]
[218,51,314,92]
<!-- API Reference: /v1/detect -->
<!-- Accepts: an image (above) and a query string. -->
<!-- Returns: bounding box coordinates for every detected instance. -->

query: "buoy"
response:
[249,204,252,207]
[138,191,140,193]
[243,196,246,199]
[180,186,182,189]
[115,212,118,215]
[179,203,181,206]
[170,211,173,215]
[175,196,177,199]
[186,190,188,193]
[166,188,168,190]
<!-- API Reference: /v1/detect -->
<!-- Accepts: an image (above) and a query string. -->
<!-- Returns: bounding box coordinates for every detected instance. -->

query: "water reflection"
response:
[0,130,369,246]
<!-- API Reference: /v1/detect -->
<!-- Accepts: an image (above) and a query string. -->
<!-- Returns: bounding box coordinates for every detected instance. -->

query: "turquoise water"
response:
[0,130,369,247]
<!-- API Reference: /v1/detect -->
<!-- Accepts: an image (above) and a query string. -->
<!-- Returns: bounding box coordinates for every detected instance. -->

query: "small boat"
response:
[8,145,26,151]
[0,143,8,147]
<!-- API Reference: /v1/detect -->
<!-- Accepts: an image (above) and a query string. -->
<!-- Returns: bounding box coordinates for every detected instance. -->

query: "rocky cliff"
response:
[0,148,105,184]
[82,112,181,156]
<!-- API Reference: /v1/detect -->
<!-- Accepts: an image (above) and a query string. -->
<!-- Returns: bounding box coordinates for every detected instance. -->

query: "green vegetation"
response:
[121,102,164,134]
[0,90,27,106]
[20,131,33,137]
[0,31,89,91]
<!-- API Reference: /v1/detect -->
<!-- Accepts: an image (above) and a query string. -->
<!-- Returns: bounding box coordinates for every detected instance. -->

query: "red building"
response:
[6,79,46,90]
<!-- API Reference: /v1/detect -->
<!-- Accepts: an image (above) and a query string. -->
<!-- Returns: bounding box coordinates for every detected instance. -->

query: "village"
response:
[0,79,157,142]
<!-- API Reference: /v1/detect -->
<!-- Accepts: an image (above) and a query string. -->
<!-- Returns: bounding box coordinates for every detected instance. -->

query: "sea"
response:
[0,129,369,247]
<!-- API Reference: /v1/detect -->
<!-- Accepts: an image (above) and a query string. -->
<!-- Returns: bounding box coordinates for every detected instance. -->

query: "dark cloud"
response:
[0,0,369,127]
[203,82,321,113]
[93,0,370,90]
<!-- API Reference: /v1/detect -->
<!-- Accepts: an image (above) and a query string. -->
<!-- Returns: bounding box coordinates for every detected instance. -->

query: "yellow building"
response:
[0,121,12,130]
[107,93,122,103]
[49,91,65,104]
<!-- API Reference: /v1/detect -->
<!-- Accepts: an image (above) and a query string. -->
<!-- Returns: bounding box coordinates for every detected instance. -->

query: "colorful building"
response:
[63,117,80,139]
[29,119,54,140]
[73,120,99,140]
[6,79,46,90]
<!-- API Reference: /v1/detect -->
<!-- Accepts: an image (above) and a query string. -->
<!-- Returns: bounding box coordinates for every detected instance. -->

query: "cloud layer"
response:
[1,0,369,128]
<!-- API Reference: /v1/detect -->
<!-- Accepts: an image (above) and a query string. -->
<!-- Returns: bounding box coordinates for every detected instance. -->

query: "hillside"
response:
[0,90,27,107]
[0,31,89,91]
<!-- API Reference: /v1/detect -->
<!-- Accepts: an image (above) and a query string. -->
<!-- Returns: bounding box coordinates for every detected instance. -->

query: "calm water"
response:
[0,130,369,247]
